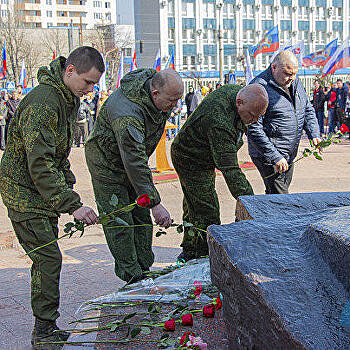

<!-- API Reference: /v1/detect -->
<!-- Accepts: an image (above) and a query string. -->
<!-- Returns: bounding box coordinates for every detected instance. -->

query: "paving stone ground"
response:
[1,135,350,349]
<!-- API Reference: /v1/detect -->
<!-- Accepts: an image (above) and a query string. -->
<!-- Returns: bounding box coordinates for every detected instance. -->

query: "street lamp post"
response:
[217,2,224,84]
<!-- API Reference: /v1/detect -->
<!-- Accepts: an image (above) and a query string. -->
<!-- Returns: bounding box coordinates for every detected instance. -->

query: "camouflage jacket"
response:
[0,57,82,219]
[171,85,254,199]
[85,69,170,208]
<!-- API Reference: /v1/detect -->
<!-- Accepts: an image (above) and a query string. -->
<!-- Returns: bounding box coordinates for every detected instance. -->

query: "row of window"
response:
[93,1,110,8]
[46,10,86,16]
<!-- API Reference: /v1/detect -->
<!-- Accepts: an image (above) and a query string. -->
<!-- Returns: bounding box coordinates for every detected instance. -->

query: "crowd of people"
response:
[0,45,346,349]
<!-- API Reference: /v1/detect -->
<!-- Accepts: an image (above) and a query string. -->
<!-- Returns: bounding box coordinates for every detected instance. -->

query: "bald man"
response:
[171,84,268,261]
[85,68,183,283]
[248,51,321,194]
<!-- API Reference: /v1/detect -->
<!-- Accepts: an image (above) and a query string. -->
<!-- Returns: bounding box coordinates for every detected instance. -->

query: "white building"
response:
[0,0,117,29]
[135,0,349,72]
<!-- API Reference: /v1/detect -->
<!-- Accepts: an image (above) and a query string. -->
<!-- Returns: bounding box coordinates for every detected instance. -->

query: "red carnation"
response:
[215,294,222,309]
[202,304,216,318]
[136,194,150,207]
[179,331,195,345]
[194,280,202,297]
[164,318,175,331]
[339,124,350,134]
[181,313,193,326]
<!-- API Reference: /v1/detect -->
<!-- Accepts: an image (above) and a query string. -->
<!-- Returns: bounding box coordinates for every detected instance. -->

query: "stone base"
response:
[209,192,350,349]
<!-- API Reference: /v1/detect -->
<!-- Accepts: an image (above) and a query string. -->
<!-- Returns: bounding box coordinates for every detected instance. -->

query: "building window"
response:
[46,0,52,4]
[210,55,217,66]
[183,56,187,66]
[58,11,65,16]
[204,56,209,66]
[57,0,65,4]
[168,0,174,15]
[93,1,102,7]
[106,12,111,20]
[203,3,214,17]
[47,10,52,17]
[190,56,196,65]
[105,2,110,8]
[168,28,174,40]
[47,22,53,27]
[0,9,7,17]
[0,0,9,4]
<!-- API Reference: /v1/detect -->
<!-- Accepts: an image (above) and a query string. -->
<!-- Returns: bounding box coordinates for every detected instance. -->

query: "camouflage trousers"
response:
[90,178,154,282]
[172,156,220,259]
[10,214,61,321]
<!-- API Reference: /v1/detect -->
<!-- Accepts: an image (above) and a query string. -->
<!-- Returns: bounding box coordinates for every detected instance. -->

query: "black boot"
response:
[31,318,70,349]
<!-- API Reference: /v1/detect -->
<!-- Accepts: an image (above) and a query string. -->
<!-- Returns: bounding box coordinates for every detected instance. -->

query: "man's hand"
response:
[312,137,322,147]
[151,203,171,228]
[273,158,289,174]
[72,206,99,226]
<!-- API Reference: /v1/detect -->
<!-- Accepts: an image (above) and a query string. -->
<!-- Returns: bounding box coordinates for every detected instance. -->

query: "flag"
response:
[116,51,124,89]
[228,72,236,84]
[250,25,279,58]
[270,39,292,63]
[130,50,137,72]
[52,50,56,61]
[98,54,107,93]
[0,41,7,81]
[165,50,175,70]
[322,38,350,77]
[153,49,161,72]
[244,49,254,85]
[288,41,305,67]
[19,60,27,89]
[302,39,338,67]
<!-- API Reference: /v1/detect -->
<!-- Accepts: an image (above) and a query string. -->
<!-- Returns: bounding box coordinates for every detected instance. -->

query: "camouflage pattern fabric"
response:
[0,57,82,218]
[85,69,169,281]
[171,85,254,259]
[11,215,61,321]
[90,178,154,282]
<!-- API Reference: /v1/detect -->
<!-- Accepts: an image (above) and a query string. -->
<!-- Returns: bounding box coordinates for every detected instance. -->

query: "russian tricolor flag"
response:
[19,60,27,88]
[130,50,137,72]
[0,41,7,81]
[322,38,350,77]
[251,25,279,59]
[116,51,124,89]
[165,49,175,70]
[153,49,161,72]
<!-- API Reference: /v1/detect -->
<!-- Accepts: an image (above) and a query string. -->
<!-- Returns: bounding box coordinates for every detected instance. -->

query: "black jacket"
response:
[336,84,349,110]
[312,88,326,112]
[248,66,320,164]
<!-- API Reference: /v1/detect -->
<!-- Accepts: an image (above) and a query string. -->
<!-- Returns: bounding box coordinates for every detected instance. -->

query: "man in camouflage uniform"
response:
[171,84,268,261]
[0,47,104,349]
[85,68,183,283]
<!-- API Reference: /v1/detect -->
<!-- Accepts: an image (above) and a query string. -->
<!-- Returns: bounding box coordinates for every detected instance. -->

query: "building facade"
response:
[135,0,350,72]
[0,0,117,29]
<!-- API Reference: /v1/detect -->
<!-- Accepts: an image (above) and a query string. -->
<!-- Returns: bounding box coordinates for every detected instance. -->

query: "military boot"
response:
[31,318,70,350]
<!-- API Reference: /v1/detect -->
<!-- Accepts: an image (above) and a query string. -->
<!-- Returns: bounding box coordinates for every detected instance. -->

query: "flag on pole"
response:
[19,60,27,88]
[0,41,7,81]
[302,39,338,67]
[52,50,56,61]
[287,41,306,67]
[322,38,350,77]
[130,50,137,72]
[153,49,161,72]
[98,54,107,93]
[244,49,254,85]
[165,50,175,70]
[116,51,124,89]
[250,25,279,58]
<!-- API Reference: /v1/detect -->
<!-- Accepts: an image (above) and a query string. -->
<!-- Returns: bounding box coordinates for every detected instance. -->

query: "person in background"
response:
[190,86,209,113]
[16,85,24,100]
[216,82,222,89]
[74,96,90,147]
[325,82,338,134]
[0,91,8,150]
[5,90,20,145]
[207,82,214,93]
[185,86,194,117]
[312,80,326,135]
[167,98,182,139]
[335,78,349,129]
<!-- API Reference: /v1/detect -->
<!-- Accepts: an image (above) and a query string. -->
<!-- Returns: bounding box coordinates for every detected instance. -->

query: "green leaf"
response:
[183,221,193,227]
[313,152,323,161]
[130,327,141,338]
[148,304,154,313]
[63,227,72,233]
[188,228,195,237]
[64,222,75,229]
[123,312,137,322]
[109,194,119,208]
[176,224,183,233]
[98,216,110,226]
[155,231,164,237]
[113,216,130,226]
[141,326,151,335]
[110,323,119,332]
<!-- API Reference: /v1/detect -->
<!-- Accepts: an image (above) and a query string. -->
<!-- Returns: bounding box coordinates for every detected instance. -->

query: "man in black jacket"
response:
[185,86,194,117]
[312,80,326,135]
[248,51,321,194]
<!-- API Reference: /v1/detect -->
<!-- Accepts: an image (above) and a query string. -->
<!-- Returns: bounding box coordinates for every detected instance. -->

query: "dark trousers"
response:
[315,110,325,134]
[0,124,5,150]
[252,157,294,194]
[10,215,61,321]
[90,178,154,282]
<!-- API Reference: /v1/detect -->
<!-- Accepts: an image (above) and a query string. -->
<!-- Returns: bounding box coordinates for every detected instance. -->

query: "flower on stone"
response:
[181,313,193,326]
[179,331,196,345]
[215,294,222,310]
[186,335,208,350]
[339,123,350,134]
[202,304,216,318]
[136,194,150,207]
[194,280,202,297]
[164,318,175,331]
